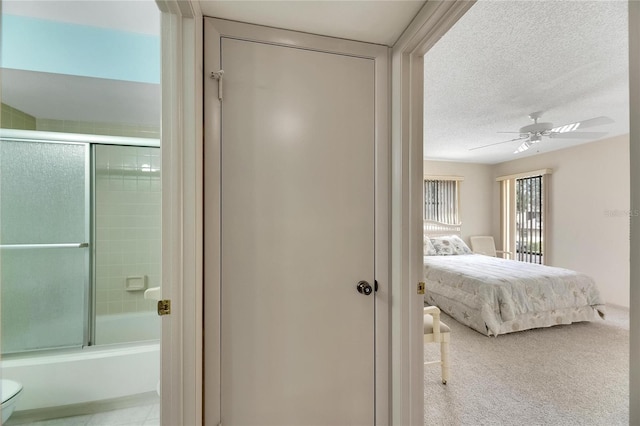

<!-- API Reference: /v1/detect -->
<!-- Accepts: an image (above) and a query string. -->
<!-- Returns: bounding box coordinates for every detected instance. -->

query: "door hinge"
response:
[210,70,224,100]
[157,299,171,316]
[417,282,425,295]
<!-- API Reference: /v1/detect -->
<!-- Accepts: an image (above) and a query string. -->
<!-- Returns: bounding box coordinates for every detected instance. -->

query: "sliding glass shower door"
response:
[0,139,89,354]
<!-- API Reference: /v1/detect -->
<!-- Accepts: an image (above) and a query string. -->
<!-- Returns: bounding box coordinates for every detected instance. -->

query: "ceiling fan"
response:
[470,112,614,154]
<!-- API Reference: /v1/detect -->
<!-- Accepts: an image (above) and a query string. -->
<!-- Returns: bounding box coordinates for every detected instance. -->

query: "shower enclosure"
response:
[1,130,161,355]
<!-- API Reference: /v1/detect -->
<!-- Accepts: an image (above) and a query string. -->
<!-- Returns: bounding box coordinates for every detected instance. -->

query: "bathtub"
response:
[1,312,160,411]
[94,311,161,345]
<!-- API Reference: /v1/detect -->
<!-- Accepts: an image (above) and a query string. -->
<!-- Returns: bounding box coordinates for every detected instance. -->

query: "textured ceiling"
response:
[424,0,629,164]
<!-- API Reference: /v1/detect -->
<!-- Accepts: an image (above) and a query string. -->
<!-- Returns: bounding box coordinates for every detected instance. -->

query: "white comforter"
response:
[423,254,606,335]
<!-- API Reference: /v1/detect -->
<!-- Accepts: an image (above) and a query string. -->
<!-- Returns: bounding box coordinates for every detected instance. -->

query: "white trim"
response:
[629,3,640,424]
[206,18,387,58]
[157,1,203,425]
[391,1,475,424]
[203,18,389,424]
[424,175,465,181]
[496,168,553,182]
[202,17,222,424]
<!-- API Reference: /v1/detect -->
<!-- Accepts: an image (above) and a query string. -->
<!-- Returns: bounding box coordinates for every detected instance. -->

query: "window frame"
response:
[497,169,551,264]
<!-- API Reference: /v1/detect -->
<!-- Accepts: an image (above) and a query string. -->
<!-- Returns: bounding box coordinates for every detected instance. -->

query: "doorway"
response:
[0,2,163,424]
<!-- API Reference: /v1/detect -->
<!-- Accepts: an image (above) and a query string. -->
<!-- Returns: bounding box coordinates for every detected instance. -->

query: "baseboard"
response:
[607,302,630,311]
[6,391,159,425]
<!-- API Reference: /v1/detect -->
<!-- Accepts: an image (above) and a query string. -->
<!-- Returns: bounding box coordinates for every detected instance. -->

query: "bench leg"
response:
[440,340,449,385]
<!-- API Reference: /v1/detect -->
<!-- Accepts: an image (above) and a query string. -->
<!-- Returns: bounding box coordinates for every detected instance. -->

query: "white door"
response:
[215,35,376,424]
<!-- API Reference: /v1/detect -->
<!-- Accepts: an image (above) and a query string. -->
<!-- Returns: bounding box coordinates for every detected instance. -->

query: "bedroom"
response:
[421,1,629,423]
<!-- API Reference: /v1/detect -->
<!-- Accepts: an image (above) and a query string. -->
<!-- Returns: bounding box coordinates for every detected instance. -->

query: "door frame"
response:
[390,1,475,424]
[156,1,204,425]
[202,18,390,424]
[630,3,640,424]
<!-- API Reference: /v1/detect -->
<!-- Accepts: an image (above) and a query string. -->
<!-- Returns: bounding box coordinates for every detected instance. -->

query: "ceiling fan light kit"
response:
[514,141,531,154]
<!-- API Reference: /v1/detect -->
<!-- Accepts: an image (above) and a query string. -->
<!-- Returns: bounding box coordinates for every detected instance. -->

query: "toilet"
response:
[1,379,23,424]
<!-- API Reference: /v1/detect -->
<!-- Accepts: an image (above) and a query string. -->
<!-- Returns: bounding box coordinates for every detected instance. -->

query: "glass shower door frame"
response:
[0,134,92,352]
[1,129,161,352]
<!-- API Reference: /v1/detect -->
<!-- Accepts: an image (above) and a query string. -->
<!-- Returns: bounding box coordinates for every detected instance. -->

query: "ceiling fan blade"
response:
[551,116,614,132]
[548,131,608,139]
[469,136,528,151]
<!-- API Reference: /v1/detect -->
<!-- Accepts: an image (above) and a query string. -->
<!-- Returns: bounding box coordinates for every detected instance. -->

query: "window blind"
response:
[515,175,543,264]
[424,179,459,224]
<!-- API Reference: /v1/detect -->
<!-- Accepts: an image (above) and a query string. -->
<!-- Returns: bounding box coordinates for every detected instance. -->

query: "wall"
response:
[492,135,630,307]
[423,160,494,244]
[1,103,160,138]
[94,145,161,321]
[1,103,36,130]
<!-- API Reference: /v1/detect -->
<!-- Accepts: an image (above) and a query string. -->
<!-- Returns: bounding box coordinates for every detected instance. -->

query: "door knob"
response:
[356,280,373,295]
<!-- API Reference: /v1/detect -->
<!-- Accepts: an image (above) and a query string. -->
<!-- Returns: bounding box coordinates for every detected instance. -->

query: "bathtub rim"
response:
[1,340,159,367]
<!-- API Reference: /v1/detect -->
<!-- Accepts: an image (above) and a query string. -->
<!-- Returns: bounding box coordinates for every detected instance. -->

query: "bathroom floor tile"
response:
[9,402,160,426]
[85,404,155,426]
[9,415,92,426]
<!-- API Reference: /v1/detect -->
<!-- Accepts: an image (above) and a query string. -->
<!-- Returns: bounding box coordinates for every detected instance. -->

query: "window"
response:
[515,175,543,263]
[424,178,461,224]
[498,169,551,264]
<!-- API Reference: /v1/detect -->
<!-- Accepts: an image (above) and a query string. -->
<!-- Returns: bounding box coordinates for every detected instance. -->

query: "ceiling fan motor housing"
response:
[520,122,553,137]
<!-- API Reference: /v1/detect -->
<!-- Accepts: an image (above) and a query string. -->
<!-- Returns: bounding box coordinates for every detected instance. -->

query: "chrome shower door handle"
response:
[0,242,89,250]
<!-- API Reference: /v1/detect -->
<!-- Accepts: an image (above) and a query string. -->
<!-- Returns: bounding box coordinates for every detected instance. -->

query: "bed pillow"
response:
[429,236,456,255]
[430,235,472,255]
[450,235,473,255]
[424,237,438,255]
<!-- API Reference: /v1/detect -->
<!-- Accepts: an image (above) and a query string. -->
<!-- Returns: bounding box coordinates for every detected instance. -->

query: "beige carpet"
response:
[424,304,629,425]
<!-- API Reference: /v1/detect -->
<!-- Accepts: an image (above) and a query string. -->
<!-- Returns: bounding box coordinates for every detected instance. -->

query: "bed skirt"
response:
[424,284,605,336]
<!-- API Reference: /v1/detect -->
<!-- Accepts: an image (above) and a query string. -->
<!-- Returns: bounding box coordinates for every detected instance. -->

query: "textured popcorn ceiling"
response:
[424,0,629,164]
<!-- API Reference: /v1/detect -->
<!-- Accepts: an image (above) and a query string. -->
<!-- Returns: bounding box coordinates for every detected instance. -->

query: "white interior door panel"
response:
[219,37,376,425]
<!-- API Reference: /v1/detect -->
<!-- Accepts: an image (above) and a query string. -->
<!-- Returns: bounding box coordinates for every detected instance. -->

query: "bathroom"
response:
[1,2,163,424]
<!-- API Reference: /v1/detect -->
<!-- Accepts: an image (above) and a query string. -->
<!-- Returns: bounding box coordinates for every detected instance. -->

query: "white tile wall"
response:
[94,146,161,316]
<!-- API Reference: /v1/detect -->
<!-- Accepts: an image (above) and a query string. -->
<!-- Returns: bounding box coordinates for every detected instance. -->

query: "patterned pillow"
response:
[430,235,472,255]
[430,237,456,255]
[450,235,473,255]
[424,238,438,255]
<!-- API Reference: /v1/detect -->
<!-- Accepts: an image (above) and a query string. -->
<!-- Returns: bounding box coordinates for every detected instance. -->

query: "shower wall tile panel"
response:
[0,103,158,139]
[38,118,160,139]
[1,103,37,130]
[94,145,161,316]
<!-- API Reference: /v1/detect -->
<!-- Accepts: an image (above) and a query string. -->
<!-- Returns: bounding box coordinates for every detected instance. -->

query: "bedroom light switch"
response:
[418,282,425,295]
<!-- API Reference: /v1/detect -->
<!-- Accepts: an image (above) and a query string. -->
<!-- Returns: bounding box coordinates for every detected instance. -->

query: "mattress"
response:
[423,254,606,336]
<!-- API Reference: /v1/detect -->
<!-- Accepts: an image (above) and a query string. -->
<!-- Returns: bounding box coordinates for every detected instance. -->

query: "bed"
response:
[423,221,606,336]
